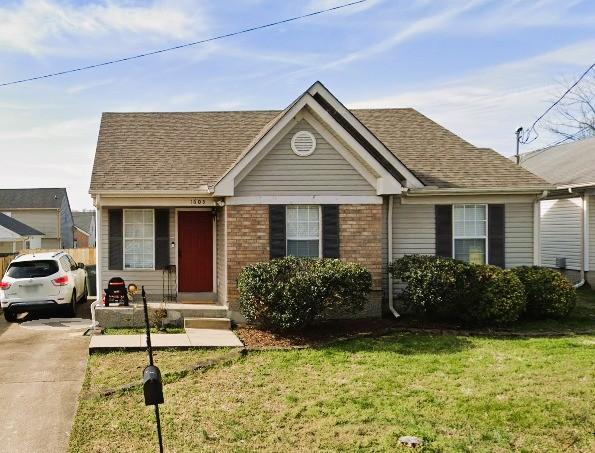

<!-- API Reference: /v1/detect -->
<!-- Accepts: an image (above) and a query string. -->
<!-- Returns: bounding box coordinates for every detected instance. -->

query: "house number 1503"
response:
[190,199,207,205]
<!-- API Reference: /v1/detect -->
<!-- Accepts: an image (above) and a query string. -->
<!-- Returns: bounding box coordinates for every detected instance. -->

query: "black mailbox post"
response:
[141,286,164,453]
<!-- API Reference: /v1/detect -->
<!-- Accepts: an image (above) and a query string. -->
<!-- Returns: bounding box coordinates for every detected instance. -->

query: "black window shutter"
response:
[488,204,505,268]
[435,205,452,258]
[108,209,123,270]
[269,205,286,259]
[322,205,340,258]
[155,209,170,270]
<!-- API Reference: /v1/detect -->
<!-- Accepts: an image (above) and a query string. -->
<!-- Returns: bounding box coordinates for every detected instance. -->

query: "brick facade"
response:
[225,205,269,313]
[338,204,383,317]
[224,203,384,320]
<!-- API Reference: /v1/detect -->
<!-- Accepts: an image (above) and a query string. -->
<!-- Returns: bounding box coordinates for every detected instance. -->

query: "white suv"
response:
[0,252,88,322]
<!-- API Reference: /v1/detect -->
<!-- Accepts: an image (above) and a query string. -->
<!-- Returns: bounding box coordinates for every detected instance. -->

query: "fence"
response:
[0,248,96,276]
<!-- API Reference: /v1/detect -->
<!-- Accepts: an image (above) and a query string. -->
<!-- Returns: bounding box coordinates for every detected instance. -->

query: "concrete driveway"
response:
[0,302,91,453]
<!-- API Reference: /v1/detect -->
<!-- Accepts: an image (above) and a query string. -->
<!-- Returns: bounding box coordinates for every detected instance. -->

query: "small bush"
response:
[237,257,372,331]
[389,255,469,320]
[511,266,577,319]
[389,255,526,326]
[462,264,526,326]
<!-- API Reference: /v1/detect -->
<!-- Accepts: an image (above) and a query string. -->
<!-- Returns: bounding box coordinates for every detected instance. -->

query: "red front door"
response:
[178,211,213,292]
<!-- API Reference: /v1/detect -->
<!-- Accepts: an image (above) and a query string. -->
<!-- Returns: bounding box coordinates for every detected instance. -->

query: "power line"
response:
[520,60,595,144]
[0,0,368,88]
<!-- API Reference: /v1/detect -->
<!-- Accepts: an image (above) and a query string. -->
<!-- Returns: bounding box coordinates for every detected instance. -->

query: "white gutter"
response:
[387,195,399,318]
[405,187,552,196]
[533,191,549,266]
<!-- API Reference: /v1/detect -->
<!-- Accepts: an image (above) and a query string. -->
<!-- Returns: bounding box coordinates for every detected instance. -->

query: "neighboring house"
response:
[90,81,549,320]
[72,211,96,248]
[0,188,75,249]
[0,212,44,255]
[519,136,595,285]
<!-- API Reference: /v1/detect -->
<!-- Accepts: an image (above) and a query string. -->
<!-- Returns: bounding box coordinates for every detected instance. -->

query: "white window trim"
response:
[452,204,488,264]
[123,208,155,270]
[286,205,322,258]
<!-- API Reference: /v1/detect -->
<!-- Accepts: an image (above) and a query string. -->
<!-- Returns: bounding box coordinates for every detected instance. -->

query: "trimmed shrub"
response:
[388,255,469,320]
[237,257,372,331]
[511,266,577,319]
[462,264,526,326]
[389,255,526,326]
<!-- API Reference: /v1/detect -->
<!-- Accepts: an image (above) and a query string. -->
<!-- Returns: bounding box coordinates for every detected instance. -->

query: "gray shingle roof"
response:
[519,136,595,186]
[0,188,67,209]
[72,211,95,234]
[90,107,548,192]
[0,212,43,236]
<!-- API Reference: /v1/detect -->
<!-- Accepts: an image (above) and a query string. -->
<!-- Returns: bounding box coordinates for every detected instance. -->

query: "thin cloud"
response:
[0,0,209,56]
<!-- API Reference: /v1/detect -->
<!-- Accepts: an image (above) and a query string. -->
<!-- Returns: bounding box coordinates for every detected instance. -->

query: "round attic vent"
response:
[291,130,316,156]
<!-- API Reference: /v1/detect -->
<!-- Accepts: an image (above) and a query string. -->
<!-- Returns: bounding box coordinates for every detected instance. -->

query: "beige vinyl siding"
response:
[216,206,226,305]
[100,207,176,299]
[11,209,59,238]
[505,203,534,268]
[236,120,376,196]
[41,238,61,248]
[540,198,582,270]
[392,201,436,258]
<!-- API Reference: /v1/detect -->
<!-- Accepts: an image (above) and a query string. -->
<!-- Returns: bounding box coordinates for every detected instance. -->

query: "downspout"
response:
[575,193,587,289]
[90,194,101,330]
[387,194,399,318]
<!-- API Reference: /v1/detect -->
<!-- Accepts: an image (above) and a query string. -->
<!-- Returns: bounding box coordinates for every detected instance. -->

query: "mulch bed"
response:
[234,317,594,348]
[235,318,419,348]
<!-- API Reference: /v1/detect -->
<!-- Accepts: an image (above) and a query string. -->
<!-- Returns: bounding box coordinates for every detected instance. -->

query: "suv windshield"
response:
[6,261,59,278]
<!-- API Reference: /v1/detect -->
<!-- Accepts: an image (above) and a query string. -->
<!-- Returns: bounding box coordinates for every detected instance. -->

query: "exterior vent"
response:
[291,130,316,156]
[555,257,567,269]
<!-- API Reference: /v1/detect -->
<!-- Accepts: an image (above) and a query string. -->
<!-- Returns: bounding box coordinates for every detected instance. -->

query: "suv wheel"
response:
[78,281,88,304]
[66,290,77,317]
[3,311,17,323]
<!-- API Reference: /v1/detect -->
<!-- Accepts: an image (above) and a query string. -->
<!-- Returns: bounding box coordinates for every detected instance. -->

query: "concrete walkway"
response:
[89,328,243,351]
[0,304,91,453]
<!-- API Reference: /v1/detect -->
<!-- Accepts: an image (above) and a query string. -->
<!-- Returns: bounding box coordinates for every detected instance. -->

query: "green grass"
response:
[70,292,595,453]
[102,327,185,335]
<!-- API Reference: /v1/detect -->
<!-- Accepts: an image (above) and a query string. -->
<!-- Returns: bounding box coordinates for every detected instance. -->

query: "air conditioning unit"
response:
[555,257,567,269]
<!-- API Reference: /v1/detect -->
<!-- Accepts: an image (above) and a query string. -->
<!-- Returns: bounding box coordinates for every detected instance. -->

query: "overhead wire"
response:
[0,0,368,88]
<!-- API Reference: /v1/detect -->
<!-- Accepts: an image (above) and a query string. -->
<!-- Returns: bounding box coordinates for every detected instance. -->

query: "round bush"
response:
[389,255,526,326]
[462,265,526,326]
[237,257,372,331]
[511,266,577,319]
[389,255,469,320]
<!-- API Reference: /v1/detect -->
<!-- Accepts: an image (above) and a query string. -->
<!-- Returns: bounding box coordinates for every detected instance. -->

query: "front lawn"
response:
[70,327,594,451]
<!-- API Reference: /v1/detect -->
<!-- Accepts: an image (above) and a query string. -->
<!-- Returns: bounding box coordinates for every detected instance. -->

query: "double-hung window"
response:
[123,209,154,269]
[286,205,321,258]
[453,204,487,264]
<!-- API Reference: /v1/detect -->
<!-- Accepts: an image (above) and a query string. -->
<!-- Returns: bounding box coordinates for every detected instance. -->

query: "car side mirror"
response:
[77,263,85,270]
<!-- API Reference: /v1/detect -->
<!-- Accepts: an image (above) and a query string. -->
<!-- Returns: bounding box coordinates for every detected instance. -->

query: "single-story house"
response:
[0,212,44,255]
[519,136,595,286]
[90,82,549,320]
[0,188,75,249]
[73,211,96,248]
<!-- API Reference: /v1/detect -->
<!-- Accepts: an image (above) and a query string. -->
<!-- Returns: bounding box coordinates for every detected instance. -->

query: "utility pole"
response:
[515,127,523,164]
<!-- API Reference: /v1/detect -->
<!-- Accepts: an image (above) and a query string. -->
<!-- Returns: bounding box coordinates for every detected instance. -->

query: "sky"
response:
[0,0,594,210]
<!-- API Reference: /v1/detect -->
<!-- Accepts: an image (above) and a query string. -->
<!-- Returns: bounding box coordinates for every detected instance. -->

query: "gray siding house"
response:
[0,188,75,249]
[90,82,549,320]
[519,136,595,286]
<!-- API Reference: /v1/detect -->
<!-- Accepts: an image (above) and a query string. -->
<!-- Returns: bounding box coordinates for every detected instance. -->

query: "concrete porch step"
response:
[178,292,218,304]
[184,317,231,330]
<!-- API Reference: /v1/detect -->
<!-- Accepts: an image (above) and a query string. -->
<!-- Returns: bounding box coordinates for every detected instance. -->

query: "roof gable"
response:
[90,82,549,194]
